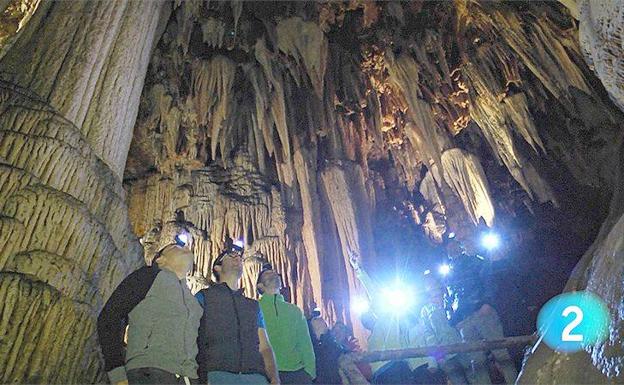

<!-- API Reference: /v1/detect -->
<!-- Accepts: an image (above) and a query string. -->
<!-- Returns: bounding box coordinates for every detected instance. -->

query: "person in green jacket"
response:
[257,267,316,385]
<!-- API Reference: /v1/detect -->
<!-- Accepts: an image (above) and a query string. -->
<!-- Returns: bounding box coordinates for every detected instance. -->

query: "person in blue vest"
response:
[196,241,280,385]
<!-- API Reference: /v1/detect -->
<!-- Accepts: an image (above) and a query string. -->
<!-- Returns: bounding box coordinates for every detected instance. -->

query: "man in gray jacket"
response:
[97,227,202,385]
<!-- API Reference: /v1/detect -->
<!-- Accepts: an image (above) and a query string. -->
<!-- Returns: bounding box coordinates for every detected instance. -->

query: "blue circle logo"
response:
[537,291,610,353]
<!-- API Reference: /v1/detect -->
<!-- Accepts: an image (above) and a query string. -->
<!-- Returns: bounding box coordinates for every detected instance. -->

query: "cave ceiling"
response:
[119,0,624,336]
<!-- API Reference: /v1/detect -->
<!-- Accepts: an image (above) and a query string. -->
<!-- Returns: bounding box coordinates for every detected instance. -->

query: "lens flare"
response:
[381,281,415,315]
[481,232,500,250]
[351,297,370,314]
[438,263,451,276]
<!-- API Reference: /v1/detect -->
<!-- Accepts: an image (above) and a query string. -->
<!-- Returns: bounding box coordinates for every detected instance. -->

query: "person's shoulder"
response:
[284,301,304,315]
[128,264,161,281]
[244,296,260,307]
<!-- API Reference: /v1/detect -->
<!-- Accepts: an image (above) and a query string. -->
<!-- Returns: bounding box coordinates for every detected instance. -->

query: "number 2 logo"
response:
[561,305,583,342]
[538,291,609,352]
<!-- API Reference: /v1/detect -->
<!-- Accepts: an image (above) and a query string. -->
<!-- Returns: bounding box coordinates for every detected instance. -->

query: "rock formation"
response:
[0,0,163,382]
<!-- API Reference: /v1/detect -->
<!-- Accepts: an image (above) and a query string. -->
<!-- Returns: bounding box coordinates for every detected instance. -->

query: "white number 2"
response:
[561,305,584,342]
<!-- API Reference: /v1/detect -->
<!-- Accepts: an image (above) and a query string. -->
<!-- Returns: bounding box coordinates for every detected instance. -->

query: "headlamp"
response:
[174,233,190,247]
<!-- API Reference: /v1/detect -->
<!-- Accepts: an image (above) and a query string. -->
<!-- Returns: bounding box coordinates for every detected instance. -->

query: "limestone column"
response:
[0,0,164,382]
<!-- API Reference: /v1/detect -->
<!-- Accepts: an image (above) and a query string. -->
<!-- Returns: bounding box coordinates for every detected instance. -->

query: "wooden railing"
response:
[338,335,537,384]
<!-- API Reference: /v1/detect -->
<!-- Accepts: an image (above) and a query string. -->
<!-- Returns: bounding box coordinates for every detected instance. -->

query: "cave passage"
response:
[0,1,623,384]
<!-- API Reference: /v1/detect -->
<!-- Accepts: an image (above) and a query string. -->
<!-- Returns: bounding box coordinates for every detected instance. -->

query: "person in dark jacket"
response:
[257,267,316,384]
[97,229,202,385]
[196,244,280,385]
[444,240,517,385]
[309,316,343,385]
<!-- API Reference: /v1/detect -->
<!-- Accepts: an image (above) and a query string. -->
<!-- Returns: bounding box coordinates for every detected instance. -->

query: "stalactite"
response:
[201,18,226,49]
[440,148,495,226]
[276,17,328,97]
[191,55,236,162]
[386,51,451,168]
[419,165,448,242]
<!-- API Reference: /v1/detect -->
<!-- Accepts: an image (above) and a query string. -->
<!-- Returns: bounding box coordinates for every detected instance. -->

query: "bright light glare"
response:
[481,232,500,250]
[423,269,431,275]
[381,282,415,315]
[233,239,244,248]
[439,263,451,276]
[351,297,370,314]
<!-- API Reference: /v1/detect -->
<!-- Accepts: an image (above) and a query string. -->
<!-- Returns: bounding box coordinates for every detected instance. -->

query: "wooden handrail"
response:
[338,335,537,384]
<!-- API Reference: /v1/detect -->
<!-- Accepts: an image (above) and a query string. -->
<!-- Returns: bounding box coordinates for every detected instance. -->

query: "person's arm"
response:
[96,266,159,385]
[258,327,280,384]
[295,311,316,379]
[195,289,207,383]
[348,250,379,305]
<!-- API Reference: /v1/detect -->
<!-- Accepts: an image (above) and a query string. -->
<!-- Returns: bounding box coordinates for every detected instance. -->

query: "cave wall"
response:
[0,0,163,382]
[517,1,624,383]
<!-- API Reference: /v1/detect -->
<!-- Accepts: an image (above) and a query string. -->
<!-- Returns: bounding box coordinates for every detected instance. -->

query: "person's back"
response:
[197,283,267,379]
[196,244,280,385]
[309,317,343,385]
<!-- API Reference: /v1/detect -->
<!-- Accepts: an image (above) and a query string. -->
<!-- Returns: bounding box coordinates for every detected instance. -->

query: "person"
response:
[444,239,518,385]
[348,250,438,384]
[196,242,280,385]
[332,322,373,381]
[309,316,343,385]
[421,274,468,385]
[256,267,316,384]
[97,229,202,385]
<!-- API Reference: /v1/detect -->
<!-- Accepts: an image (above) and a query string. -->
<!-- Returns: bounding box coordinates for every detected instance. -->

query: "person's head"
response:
[332,322,351,343]
[154,243,194,276]
[256,268,282,295]
[423,274,445,306]
[310,316,329,340]
[212,249,243,282]
[446,239,466,259]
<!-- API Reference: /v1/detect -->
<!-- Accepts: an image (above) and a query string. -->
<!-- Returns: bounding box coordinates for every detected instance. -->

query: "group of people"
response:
[97,227,517,385]
[348,240,518,385]
[97,233,316,385]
